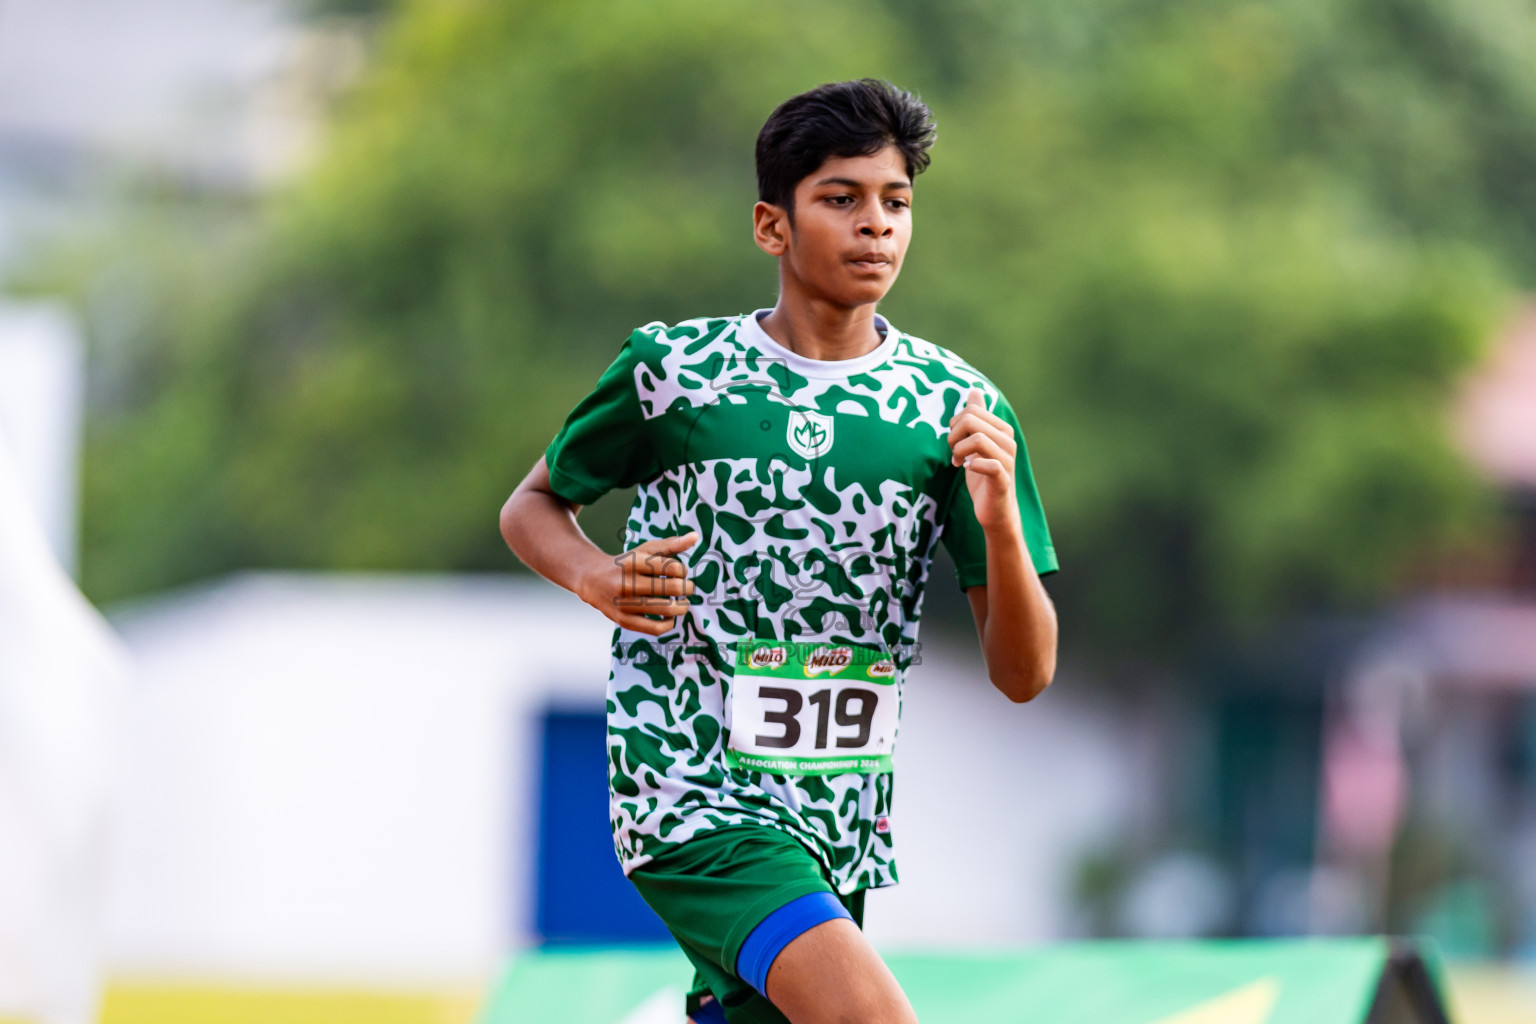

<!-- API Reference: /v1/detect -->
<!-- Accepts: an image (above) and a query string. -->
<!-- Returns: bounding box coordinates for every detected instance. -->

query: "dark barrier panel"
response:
[1364,942,1452,1024]
[479,938,1452,1023]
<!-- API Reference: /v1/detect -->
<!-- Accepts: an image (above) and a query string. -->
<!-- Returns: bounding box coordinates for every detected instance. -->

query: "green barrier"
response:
[480,939,1452,1024]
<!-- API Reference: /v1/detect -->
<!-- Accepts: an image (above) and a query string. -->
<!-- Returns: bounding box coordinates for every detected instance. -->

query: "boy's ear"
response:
[753,200,790,257]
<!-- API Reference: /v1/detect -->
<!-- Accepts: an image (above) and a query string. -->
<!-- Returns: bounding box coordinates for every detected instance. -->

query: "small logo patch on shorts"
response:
[874,816,890,834]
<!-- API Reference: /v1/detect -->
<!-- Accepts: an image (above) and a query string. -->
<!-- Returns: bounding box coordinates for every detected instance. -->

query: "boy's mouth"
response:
[848,253,893,271]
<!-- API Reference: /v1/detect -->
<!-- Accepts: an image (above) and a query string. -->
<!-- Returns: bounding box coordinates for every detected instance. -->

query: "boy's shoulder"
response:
[627,314,745,352]
[894,329,994,383]
[888,327,1012,414]
[619,314,754,419]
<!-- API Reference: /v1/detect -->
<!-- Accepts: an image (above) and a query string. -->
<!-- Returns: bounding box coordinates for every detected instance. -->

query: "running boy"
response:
[500,79,1058,1024]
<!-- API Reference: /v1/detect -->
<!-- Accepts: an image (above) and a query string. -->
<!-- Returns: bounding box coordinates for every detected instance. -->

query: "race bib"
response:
[726,640,899,775]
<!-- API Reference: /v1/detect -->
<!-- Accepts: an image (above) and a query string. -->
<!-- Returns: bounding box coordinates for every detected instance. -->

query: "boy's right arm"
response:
[500,456,696,637]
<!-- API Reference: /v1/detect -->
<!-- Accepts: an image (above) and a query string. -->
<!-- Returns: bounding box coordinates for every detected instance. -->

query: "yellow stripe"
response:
[1443,965,1536,1024]
[100,983,481,1024]
[1144,977,1281,1024]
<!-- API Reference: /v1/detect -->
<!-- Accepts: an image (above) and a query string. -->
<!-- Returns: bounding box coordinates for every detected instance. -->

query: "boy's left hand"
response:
[948,388,1020,532]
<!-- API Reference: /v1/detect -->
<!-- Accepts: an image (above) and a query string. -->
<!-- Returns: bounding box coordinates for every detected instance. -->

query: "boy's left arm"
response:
[947,389,1058,702]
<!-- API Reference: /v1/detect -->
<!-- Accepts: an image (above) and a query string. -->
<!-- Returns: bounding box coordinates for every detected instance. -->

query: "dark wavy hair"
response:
[755,79,936,213]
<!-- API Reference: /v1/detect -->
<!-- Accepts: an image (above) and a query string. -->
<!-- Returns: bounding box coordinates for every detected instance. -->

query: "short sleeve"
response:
[543,333,658,505]
[939,392,1058,589]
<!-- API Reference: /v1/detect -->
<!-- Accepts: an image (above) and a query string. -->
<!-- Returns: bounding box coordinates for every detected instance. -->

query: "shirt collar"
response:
[738,308,899,380]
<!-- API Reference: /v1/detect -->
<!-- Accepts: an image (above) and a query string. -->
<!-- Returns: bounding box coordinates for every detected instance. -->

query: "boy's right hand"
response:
[577,531,699,636]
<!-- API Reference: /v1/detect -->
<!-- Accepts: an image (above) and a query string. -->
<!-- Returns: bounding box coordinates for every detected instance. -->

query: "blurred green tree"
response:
[76,0,909,600]
[68,0,1529,659]
[884,0,1516,647]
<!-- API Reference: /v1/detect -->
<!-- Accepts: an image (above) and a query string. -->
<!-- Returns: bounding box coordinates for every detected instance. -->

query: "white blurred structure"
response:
[0,301,83,572]
[0,0,358,184]
[0,0,294,182]
[105,574,614,983]
[0,423,129,1024]
[103,572,1141,983]
[0,0,361,274]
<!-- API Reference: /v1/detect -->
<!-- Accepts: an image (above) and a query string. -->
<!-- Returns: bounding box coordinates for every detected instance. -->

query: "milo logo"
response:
[805,645,853,677]
[747,645,788,670]
[868,659,896,679]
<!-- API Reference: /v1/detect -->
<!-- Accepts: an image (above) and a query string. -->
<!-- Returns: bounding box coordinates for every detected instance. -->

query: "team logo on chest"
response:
[787,409,835,460]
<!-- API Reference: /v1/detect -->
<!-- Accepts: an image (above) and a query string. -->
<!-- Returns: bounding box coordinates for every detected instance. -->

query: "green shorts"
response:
[628,825,866,1024]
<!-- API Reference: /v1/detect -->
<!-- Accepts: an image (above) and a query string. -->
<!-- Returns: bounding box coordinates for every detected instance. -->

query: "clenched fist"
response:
[577,531,699,636]
[947,388,1020,532]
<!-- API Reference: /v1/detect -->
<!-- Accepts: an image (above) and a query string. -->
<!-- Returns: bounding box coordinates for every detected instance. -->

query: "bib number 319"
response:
[726,641,898,775]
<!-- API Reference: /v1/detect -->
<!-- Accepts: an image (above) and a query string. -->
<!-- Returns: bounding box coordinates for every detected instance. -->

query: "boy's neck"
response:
[757,296,884,362]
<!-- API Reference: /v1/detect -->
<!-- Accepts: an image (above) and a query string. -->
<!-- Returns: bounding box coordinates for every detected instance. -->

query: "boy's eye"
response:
[826,195,854,206]
[886,198,910,211]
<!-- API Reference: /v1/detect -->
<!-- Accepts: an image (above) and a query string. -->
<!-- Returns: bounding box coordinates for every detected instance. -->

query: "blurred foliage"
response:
[47,0,1536,658]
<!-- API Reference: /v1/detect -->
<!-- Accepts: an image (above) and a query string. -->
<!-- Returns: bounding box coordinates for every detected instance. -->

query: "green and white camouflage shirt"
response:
[544,310,1057,894]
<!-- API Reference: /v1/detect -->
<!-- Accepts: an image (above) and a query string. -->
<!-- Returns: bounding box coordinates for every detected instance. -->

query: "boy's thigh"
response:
[627,826,863,1024]
[765,918,917,1024]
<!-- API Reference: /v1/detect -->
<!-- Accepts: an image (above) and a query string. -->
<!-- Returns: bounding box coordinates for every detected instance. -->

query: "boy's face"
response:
[753,145,913,308]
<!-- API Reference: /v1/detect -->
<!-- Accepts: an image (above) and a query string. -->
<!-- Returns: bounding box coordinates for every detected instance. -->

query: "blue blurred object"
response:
[534,709,672,944]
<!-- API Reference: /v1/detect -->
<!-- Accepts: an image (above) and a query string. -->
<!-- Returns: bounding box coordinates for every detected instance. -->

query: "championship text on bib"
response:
[726,640,899,775]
